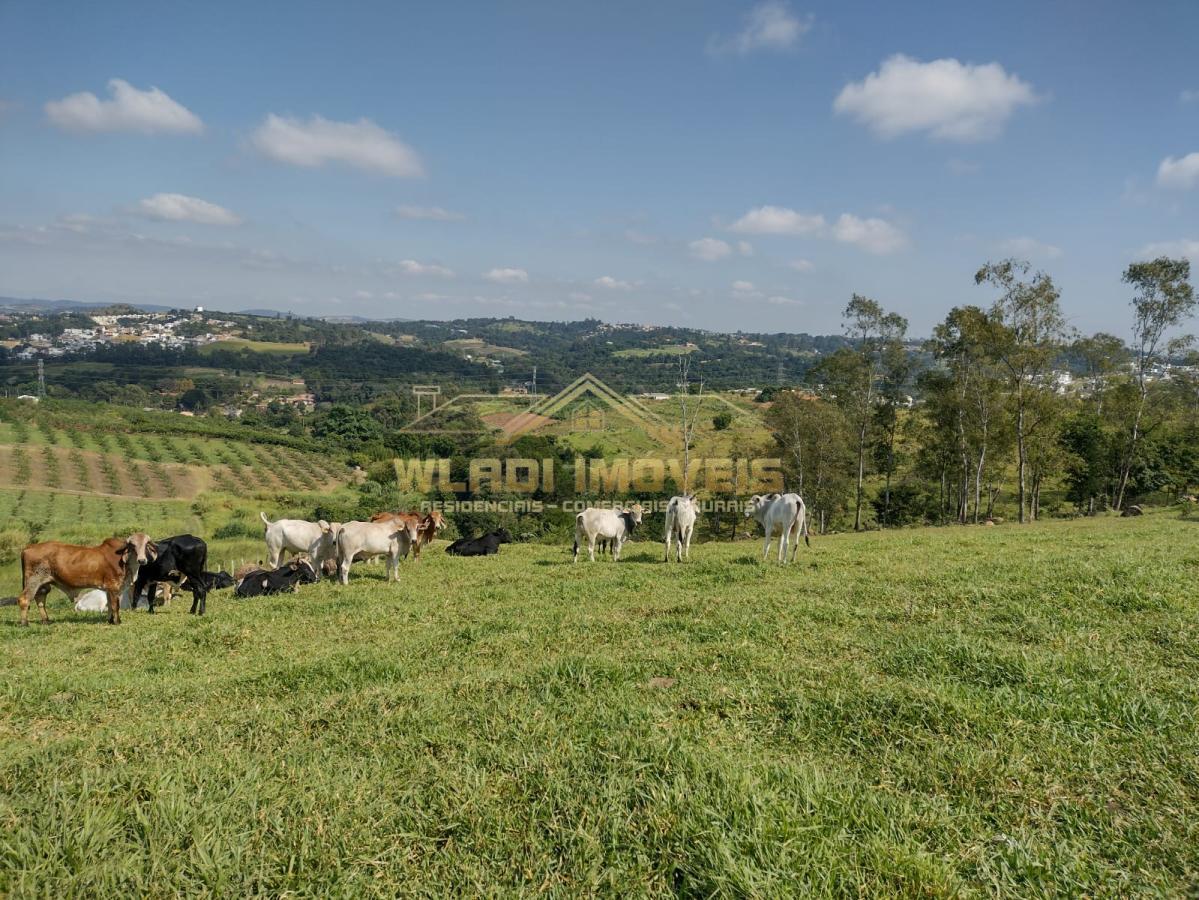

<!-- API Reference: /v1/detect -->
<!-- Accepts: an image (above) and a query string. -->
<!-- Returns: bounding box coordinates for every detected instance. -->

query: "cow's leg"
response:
[106,587,121,625]
[682,525,692,560]
[17,576,38,626]
[762,528,773,561]
[778,528,788,563]
[388,549,399,582]
[588,535,597,563]
[146,581,157,614]
[338,558,351,586]
[664,528,672,562]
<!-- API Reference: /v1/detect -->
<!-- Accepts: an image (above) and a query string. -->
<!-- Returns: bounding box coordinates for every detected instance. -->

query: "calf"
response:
[235,557,318,597]
[369,509,447,559]
[336,519,420,584]
[260,512,341,572]
[18,533,156,625]
[445,529,514,557]
[131,534,211,615]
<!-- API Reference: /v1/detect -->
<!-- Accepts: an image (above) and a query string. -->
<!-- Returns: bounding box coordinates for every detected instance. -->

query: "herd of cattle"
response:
[10,492,810,626]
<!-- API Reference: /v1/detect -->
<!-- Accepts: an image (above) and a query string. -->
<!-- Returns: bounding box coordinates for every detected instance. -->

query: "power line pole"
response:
[37,359,46,399]
[532,366,537,396]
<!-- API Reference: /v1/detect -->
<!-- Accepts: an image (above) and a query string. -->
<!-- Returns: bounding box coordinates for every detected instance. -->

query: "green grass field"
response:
[3,512,1198,895]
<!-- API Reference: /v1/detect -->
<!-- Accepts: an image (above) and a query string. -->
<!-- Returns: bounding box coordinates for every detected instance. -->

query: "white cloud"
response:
[251,114,423,177]
[947,158,981,176]
[136,193,241,226]
[1139,239,1199,263]
[398,259,454,277]
[834,55,1038,141]
[484,267,529,284]
[45,79,203,135]
[395,205,464,221]
[1157,153,1199,190]
[1181,89,1199,104]
[689,237,733,261]
[594,275,632,290]
[729,205,825,235]
[787,258,814,272]
[832,214,908,254]
[737,240,754,256]
[732,280,756,292]
[569,291,593,302]
[709,2,810,55]
[997,236,1062,260]
[767,295,803,306]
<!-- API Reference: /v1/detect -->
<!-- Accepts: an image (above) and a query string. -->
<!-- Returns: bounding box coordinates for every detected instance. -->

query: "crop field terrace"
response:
[2,512,1198,895]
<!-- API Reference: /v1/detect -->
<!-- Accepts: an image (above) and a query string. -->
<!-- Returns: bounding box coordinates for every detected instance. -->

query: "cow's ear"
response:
[318,520,330,533]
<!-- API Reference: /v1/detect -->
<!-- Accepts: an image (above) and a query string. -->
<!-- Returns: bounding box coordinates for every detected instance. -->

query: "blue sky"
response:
[1,0,1196,337]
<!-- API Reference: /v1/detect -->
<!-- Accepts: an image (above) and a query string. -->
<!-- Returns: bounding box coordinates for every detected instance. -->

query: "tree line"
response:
[766,257,1197,532]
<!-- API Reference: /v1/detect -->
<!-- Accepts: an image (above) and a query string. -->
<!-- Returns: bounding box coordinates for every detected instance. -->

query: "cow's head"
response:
[291,556,319,585]
[123,533,157,565]
[424,510,447,532]
[401,519,420,544]
[494,528,514,544]
[744,495,763,519]
[624,503,644,525]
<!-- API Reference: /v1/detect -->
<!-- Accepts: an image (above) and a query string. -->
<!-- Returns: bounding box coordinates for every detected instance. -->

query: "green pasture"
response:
[2,511,1198,895]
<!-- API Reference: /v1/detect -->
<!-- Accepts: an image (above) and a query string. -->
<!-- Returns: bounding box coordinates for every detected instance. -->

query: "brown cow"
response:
[17,533,156,626]
[368,510,446,560]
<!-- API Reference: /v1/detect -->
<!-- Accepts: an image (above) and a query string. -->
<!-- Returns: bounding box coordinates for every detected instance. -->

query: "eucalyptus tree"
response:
[926,305,1006,524]
[1113,257,1195,510]
[1071,332,1127,416]
[820,295,908,530]
[765,393,853,534]
[975,259,1066,523]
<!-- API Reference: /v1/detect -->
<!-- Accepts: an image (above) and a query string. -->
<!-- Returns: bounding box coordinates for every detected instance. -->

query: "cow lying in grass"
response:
[75,571,235,613]
[445,529,514,557]
[17,533,156,625]
[234,558,318,597]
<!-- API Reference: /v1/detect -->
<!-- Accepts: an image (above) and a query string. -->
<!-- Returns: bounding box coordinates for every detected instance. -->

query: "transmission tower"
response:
[37,359,46,399]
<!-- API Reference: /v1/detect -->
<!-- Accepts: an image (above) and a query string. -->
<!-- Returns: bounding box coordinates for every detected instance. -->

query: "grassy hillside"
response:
[3,512,1198,895]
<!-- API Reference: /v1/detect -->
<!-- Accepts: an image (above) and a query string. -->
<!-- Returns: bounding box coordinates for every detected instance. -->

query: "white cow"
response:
[74,588,133,612]
[335,519,420,585]
[260,512,341,573]
[664,494,700,562]
[573,504,643,563]
[744,493,810,563]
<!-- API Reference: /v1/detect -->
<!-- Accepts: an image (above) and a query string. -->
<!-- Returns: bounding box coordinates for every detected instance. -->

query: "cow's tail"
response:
[260,511,272,528]
[800,501,811,547]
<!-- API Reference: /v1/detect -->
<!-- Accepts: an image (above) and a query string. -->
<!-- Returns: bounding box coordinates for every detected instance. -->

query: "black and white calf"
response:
[235,558,319,597]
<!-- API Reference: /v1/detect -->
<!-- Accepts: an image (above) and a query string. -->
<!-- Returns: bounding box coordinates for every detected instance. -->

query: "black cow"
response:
[131,534,210,615]
[235,558,318,597]
[445,528,514,557]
